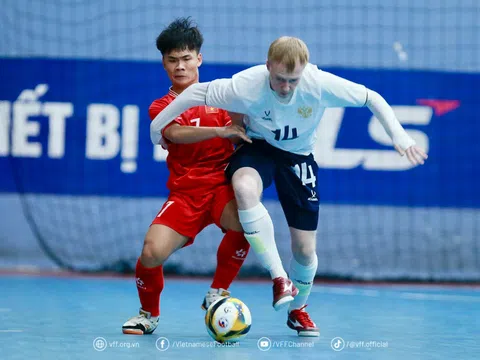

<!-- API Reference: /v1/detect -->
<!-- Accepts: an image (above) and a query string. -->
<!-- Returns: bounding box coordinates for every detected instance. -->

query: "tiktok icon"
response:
[331,337,345,351]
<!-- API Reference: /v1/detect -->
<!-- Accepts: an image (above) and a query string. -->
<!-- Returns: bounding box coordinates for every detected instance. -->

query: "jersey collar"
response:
[168,87,179,98]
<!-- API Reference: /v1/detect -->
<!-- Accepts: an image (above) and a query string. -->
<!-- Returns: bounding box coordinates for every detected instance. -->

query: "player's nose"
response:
[176,61,186,70]
[281,83,290,92]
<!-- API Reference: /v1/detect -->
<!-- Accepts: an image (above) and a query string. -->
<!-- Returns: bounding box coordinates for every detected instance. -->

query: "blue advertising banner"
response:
[1,58,478,207]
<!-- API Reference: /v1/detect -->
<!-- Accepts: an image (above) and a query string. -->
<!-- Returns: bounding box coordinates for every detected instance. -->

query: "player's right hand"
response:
[216,125,252,143]
[394,144,428,166]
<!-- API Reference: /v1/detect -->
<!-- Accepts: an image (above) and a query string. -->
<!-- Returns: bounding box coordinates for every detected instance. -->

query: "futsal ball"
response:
[205,297,252,343]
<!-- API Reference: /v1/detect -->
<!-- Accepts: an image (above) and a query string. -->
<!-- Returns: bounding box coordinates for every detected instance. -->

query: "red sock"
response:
[135,258,164,317]
[211,231,250,289]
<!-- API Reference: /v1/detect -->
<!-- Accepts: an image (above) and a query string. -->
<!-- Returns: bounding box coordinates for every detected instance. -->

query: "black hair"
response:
[156,17,204,55]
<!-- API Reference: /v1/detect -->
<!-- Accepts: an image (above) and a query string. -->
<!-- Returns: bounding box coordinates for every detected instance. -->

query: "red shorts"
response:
[151,184,235,247]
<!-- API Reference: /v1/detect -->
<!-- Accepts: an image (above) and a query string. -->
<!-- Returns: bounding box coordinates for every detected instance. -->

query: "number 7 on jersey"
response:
[157,201,175,218]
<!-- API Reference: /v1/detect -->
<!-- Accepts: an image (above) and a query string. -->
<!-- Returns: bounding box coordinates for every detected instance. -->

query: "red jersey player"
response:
[122,17,251,335]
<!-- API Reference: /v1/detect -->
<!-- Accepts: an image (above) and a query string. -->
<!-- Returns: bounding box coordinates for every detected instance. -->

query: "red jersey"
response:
[149,89,234,195]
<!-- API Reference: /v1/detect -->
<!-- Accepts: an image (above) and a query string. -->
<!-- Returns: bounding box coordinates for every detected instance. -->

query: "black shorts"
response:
[225,140,319,231]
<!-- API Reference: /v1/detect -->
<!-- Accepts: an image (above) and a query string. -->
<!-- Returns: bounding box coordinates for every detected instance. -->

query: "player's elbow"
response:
[365,89,385,108]
[150,126,161,145]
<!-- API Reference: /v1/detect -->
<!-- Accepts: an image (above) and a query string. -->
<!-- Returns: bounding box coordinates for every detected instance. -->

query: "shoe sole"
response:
[122,328,145,335]
[273,284,299,311]
[273,295,294,311]
[298,330,320,337]
[287,320,320,337]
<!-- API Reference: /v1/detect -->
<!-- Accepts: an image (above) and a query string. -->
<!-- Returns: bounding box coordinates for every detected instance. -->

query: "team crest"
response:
[205,106,219,113]
[298,106,312,118]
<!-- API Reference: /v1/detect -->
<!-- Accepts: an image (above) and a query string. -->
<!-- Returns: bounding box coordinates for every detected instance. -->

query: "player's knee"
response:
[231,169,262,207]
[140,236,167,267]
[292,249,316,266]
[291,241,316,265]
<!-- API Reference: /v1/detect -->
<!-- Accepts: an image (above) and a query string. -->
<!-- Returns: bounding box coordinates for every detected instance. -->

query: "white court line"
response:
[362,290,381,297]
[312,287,480,302]
[312,287,380,297]
[399,292,480,302]
[0,330,23,333]
[323,288,357,295]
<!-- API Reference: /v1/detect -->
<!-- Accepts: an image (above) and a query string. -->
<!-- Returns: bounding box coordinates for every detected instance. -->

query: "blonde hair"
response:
[267,36,310,72]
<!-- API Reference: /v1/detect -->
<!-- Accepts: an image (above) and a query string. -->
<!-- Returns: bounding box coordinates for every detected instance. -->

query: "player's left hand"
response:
[395,144,428,166]
[216,125,252,143]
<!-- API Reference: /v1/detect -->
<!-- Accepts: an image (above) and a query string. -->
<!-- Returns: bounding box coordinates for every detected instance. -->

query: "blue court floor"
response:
[1,274,479,360]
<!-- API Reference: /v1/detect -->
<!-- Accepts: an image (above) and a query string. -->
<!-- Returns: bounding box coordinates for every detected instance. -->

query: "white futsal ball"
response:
[205,297,252,343]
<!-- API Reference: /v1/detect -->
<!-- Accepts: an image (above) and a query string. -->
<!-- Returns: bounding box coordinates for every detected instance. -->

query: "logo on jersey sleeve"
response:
[298,106,313,118]
[205,106,219,113]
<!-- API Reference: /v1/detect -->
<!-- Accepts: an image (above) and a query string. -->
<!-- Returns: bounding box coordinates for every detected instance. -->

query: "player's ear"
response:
[266,60,271,71]
[197,52,203,67]
[162,56,167,70]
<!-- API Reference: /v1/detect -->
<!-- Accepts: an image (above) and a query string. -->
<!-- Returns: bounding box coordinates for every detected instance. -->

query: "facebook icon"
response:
[156,337,170,351]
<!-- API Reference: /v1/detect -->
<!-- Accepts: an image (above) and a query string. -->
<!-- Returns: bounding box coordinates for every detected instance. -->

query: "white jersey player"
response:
[205,62,416,156]
[150,36,428,337]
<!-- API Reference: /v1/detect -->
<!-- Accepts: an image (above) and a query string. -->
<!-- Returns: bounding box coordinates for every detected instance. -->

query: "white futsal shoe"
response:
[201,288,230,310]
[122,308,159,335]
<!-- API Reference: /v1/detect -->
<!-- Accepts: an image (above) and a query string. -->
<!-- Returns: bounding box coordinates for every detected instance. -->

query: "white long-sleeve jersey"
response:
[151,63,415,155]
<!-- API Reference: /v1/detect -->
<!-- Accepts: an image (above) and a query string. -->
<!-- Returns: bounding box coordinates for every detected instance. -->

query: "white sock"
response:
[288,254,318,312]
[208,287,227,293]
[238,203,287,279]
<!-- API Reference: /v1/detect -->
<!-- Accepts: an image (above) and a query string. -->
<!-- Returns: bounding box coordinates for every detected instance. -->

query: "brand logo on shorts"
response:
[308,190,318,201]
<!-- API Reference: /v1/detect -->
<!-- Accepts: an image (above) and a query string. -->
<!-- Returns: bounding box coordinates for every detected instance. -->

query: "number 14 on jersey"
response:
[292,162,316,188]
